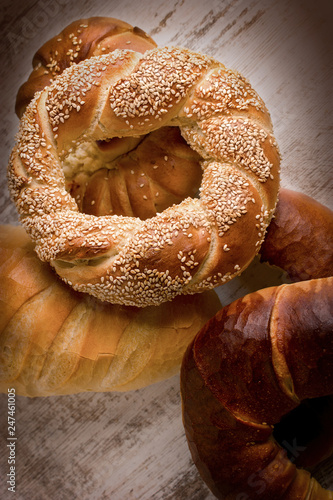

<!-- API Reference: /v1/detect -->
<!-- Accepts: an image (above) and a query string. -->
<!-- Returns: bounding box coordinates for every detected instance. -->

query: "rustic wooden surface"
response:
[0,0,332,498]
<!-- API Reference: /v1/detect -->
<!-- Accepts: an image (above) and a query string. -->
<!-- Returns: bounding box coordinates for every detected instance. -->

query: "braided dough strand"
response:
[8,46,280,306]
[15,16,157,118]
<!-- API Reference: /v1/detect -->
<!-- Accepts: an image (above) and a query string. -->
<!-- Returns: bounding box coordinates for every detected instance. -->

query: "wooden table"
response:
[0,0,332,498]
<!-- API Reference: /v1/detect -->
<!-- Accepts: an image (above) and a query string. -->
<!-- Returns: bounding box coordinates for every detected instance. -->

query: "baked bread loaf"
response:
[8,41,280,307]
[181,190,333,499]
[0,224,220,397]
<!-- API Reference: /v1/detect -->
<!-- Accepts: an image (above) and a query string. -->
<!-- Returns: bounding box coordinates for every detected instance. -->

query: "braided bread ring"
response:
[8,46,280,307]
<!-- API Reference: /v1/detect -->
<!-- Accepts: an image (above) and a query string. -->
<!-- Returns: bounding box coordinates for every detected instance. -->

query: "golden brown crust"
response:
[8,42,280,307]
[65,126,203,220]
[15,17,157,117]
[260,188,333,281]
[0,224,221,397]
[15,18,202,223]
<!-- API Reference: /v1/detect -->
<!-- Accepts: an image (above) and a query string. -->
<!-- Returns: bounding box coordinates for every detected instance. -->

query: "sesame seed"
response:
[7,45,279,307]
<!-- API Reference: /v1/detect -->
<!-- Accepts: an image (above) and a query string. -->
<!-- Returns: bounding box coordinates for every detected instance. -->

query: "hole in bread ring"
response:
[8,46,280,307]
[65,126,204,220]
[273,395,333,469]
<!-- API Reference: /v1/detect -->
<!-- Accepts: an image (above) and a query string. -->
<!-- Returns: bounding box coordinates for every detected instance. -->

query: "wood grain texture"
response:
[0,0,332,498]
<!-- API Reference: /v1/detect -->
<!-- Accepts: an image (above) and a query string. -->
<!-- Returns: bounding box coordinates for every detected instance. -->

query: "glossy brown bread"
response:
[260,188,333,281]
[181,189,333,499]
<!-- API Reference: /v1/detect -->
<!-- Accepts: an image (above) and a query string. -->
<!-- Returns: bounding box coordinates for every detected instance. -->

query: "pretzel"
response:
[8,45,280,307]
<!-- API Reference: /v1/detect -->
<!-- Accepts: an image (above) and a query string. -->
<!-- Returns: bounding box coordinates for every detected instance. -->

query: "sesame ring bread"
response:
[8,42,281,307]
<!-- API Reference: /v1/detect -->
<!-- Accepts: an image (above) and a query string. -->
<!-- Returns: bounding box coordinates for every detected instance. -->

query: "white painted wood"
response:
[0,0,332,498]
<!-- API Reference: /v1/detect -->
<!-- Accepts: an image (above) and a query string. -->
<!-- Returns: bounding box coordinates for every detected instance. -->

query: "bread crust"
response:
[260,188,333,280]
[180,191,333,499]
[15,16,157,118]
[181,278,333,500]
[8,44,280,307]
[65,126,203,220]
[0,224,221,397]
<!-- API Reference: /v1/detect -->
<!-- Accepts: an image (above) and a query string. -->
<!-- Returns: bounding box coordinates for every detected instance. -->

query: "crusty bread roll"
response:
[181,278,333,500]
[260,188,333,281]
[181,190,333,499]
[0,224,221,397]
[8,43,280,307]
